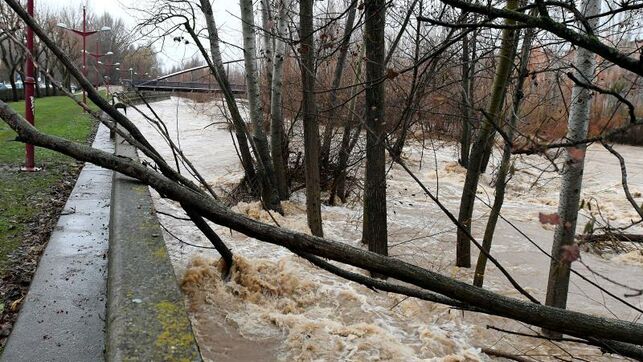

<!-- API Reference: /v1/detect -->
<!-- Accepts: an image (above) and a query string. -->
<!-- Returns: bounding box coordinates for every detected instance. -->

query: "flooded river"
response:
[128,97,642,361]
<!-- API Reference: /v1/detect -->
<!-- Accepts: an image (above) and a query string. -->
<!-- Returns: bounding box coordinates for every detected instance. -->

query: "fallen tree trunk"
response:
[1,103,643,348]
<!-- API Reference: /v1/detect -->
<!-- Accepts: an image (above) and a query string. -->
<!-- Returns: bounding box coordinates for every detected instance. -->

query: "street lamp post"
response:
[88,50,113,87]
[98,61,119,94]
[128,67,135,88]
[23,0,36,171]
[57,6,110,105]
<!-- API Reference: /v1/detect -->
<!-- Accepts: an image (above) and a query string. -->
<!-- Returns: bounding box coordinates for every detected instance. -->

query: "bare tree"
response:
[299,0,323,236]
[455,0,518,267]
[270,0,290,200]
[240,0,283,213]
[543,0,601,338]
[197,0,258,191]
[260,0,273,95]
[474,19,536,286]
[0,2,24,101]
[458,31,473,168]
[362,0,388,271]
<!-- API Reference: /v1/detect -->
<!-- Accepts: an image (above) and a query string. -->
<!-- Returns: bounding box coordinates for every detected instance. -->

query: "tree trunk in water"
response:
[299,0,323,236]
[362,0,388,276]
[459,32,472,168]
[456,0,518,267]
[320,1,357,169]
[270,0,289,200]
[544,0,600,338]
[240,0,283,213]
[474,21,535,287]
[199,0,257,188]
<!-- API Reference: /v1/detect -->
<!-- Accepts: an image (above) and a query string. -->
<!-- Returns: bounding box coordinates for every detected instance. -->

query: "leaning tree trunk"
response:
[319,1,357,170]
[300,0,323,236]
[474,21,535,287]
[198,0,257,188]
[362,0,388,275]
[544,0,601,338]
[270,0,290,200]
[240,0,283,213]
[455,0,518,267]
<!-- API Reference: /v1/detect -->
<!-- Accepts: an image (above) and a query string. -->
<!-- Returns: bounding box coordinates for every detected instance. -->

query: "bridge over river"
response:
[130,64,246,94]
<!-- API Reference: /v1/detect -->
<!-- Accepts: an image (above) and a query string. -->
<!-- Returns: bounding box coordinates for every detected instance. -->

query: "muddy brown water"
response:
[129,97,642,361]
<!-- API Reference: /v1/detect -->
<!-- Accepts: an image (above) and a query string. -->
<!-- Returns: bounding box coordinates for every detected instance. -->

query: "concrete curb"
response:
[107,132,201,361]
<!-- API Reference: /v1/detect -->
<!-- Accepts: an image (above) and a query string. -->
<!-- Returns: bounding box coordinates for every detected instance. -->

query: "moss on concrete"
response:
[154,300,198,361]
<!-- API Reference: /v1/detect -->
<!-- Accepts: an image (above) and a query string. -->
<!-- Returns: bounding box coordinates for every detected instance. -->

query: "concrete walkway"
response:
[1,124,113,362]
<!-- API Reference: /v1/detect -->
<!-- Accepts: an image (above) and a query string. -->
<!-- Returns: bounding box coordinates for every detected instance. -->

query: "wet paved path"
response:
[1,124,113,362]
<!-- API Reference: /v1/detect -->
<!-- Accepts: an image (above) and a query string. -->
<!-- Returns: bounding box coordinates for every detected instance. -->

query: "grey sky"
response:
[38,0,243,70]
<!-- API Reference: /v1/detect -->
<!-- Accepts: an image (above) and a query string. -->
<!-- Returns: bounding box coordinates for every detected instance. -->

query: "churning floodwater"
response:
[127,97,642,361]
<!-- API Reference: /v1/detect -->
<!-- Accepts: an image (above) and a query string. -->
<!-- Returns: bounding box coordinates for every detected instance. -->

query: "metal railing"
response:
[131,80,245,93]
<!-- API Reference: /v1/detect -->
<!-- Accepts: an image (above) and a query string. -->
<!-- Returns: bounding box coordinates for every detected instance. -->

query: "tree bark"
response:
[544,0,601,337]
[456,0,518,267]
[362,0,388,274]
[459,32,472,168]
[240,0,283,213]
[299,0,324,236]
[260,0,273,99]
[270,0,290,200]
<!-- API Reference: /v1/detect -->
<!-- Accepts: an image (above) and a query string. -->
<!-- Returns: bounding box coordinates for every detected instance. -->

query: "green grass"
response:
[0,95,97,273]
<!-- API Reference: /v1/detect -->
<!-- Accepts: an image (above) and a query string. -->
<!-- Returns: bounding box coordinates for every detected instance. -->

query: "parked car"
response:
[0,83,8,90]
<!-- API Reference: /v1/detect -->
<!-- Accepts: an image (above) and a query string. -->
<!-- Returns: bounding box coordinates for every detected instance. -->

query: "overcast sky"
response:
[38,0,243,71]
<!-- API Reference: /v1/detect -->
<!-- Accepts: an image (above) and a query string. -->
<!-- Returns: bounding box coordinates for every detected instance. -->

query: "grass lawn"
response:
[0,95,97,275]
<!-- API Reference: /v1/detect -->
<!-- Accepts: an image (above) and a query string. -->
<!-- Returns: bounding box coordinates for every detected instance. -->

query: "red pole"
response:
[24,0,35,171]
[82,5,87,105]
[95,38,99,87]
